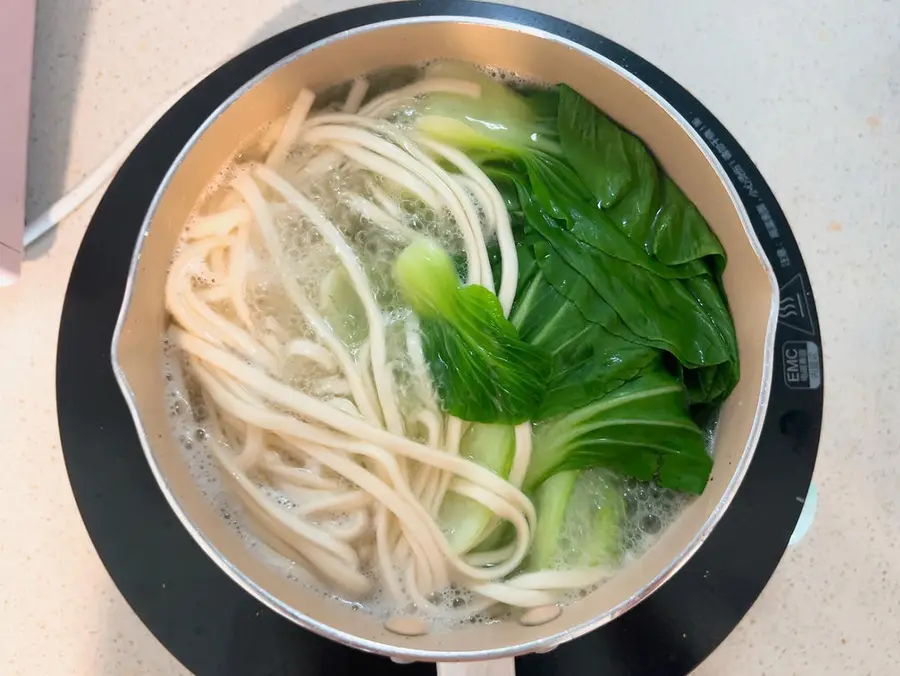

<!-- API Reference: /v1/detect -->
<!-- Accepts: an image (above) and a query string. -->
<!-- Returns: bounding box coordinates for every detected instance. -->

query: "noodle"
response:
[162,69,624,626]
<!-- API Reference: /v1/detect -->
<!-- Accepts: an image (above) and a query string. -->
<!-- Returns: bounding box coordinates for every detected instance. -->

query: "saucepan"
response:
[111,3,786,673]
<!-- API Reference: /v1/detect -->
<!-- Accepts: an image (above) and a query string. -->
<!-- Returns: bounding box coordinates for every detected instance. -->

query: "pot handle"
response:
[437,659,516,675]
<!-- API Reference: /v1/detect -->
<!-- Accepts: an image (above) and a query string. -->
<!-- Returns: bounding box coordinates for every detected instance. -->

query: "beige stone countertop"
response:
[2,0,898,674]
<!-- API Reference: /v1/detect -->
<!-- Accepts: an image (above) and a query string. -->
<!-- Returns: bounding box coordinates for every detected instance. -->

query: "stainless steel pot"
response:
[111,9,779,674]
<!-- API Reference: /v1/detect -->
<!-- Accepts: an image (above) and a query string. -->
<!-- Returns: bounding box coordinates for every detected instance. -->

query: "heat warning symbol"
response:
[778,274,815,336]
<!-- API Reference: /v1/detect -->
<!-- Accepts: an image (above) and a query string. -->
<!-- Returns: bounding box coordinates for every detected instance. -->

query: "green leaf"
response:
[521,85,562,127]
[420,79,735,499]
[606,135,660,243]
[495,157,737,407]
[427,84,737,407]
[511,267,658,418]
[558,85,725,258]
[556,84,730,275]
[394,238,551,424]
[523,199,735,371]
[556,85,730,283]
[524,362,712,495]
[650,176,727,276]
[523,153,699,280]
[680,274,740,403]
[557,86,635,208]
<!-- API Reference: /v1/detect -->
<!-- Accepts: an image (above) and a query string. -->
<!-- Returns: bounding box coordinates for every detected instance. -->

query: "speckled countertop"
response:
[2,1,898,674]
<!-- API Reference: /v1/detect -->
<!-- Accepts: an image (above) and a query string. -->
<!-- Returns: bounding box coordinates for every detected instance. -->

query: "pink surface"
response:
[0,0,37,282]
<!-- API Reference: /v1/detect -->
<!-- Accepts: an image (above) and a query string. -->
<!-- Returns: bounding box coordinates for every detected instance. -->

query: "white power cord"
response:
[24,67,215,247]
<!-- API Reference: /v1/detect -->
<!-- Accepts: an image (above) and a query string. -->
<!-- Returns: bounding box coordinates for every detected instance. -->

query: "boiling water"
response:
[160,64,708,628]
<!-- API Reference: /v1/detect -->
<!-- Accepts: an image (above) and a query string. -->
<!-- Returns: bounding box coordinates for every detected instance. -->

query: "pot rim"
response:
[111,12,778,663]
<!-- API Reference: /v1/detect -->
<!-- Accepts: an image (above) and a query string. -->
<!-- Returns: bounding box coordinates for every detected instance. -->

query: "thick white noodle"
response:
[359,77,480,117]
[429,417,465,517]
[227,222,253,331]
[301,116,534,519]
[453,175,496,234]
[262,453,342,491]
[173,328,535,530]
[285,340,338,371]
[254,163,405,436]
[301,116,493,289]
[231,174,382,425]
[166,240,276,370]
[176,332,536,598]
[368,182,405,221]
[508,422,533,489]
[324,397,363,418]
[196,286,230,304]
[266,88,316,168]
[235,424,265,470]
[162,74,616,617]
[311,376,352,397]
[412,135,517,315]
[184,207,251,241]
[467,583,556,608]
[345,193,419,241]
[192,367,372,595]
[405,316,439,414]
[342,77,370,114]
[328,141,440,208]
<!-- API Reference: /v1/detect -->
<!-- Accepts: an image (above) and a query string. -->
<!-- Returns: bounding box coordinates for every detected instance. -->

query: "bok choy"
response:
[408,67,738,496]
[523,363,711,495]
[439,423,516,553]
[530,468,625,571]
[394,238,550,424]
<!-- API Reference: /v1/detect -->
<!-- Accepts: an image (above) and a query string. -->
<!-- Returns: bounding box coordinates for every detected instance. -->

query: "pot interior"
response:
[113,18,776,660]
